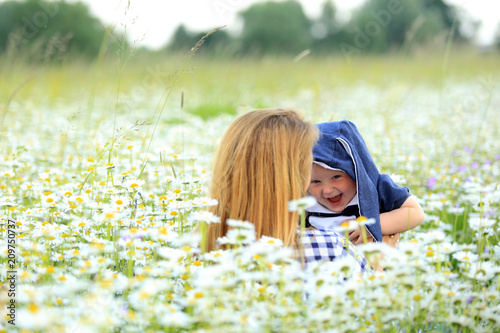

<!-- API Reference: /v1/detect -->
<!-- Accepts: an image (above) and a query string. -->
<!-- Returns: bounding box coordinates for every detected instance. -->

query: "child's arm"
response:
[349,196,424,244]
[379,196,425,235]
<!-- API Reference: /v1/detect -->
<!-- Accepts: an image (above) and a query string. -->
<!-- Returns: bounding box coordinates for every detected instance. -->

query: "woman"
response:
[204,108,367,271]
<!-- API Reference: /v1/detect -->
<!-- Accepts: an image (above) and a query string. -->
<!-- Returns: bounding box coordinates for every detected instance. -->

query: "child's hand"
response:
[382,233,400,248]
[349,226,366,244]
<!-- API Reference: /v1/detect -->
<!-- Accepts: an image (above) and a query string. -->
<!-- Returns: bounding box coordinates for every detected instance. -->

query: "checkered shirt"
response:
[298,228,368,273]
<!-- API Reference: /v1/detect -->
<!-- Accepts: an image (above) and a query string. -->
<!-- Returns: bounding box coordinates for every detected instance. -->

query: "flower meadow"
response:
[1,59,500,332]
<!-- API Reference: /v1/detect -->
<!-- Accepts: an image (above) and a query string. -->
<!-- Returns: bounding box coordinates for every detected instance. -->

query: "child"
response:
[306,120,424,244]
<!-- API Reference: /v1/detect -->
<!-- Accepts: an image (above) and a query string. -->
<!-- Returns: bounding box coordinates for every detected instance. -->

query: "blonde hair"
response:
[205,108,318,252]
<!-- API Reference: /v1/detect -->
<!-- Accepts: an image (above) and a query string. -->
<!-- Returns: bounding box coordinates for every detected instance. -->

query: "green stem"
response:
[200,222,207,257]
[344,230,349,254]
[361,226,368,244]
[299,209,306,268]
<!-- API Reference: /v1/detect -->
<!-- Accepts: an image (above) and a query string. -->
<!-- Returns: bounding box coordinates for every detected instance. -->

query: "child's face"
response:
[308,163,357,212]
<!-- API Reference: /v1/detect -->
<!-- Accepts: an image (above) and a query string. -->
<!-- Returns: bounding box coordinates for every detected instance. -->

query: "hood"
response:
[313,120,409,242]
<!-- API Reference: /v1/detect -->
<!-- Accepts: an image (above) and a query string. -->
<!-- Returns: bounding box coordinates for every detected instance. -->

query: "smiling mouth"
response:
[327,194,342,206]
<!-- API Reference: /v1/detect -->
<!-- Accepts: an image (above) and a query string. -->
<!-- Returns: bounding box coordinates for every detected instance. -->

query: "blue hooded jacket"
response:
[312,120,410,242]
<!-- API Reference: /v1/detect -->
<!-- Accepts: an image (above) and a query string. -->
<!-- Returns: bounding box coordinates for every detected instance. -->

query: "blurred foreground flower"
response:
[189,211,220,224]
[289,196,317,212]
[218,219,256,246]
[192,197,218,206]
[122,178,145,190]
[355,216,376,226]
[334,219,359,233]
[468,214,496,231]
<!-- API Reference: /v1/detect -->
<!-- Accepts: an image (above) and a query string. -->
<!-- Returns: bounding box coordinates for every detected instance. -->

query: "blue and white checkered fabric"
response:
[298,228,368,273]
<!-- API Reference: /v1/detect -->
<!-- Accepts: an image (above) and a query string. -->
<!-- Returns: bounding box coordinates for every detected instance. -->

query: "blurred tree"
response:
[495,24,500,51]
[421,0,456,31]
[192,29,233,55]
[167,25,233,56]
[314,0,337,38]
[339,0,464,56]
[168,25,197,52]
[422,0,475,43]
[311,0,350,54]
[0,0,112,61]
[238,1,312,55]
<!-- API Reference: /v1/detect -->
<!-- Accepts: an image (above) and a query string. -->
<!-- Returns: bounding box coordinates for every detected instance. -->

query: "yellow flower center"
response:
[28,304,40,313]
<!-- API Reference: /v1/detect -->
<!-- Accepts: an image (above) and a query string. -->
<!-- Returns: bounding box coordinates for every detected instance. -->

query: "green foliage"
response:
[495,25,500,50]
[421,0,459,31]
[311,1,351,53]
[187,104,236,120]
[239,1,311,55]
[338,0,472,55]
[164,0,470,58]
[0,0,111,61]
[168,25,193,52]
[167,25,233,56]
[317,0,337,36]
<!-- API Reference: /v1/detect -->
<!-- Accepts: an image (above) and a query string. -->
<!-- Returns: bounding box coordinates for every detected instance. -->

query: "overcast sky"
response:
[20,0,500,49]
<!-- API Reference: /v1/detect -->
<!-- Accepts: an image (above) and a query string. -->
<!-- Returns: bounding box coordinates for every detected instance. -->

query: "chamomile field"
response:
[1,50,499,332]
